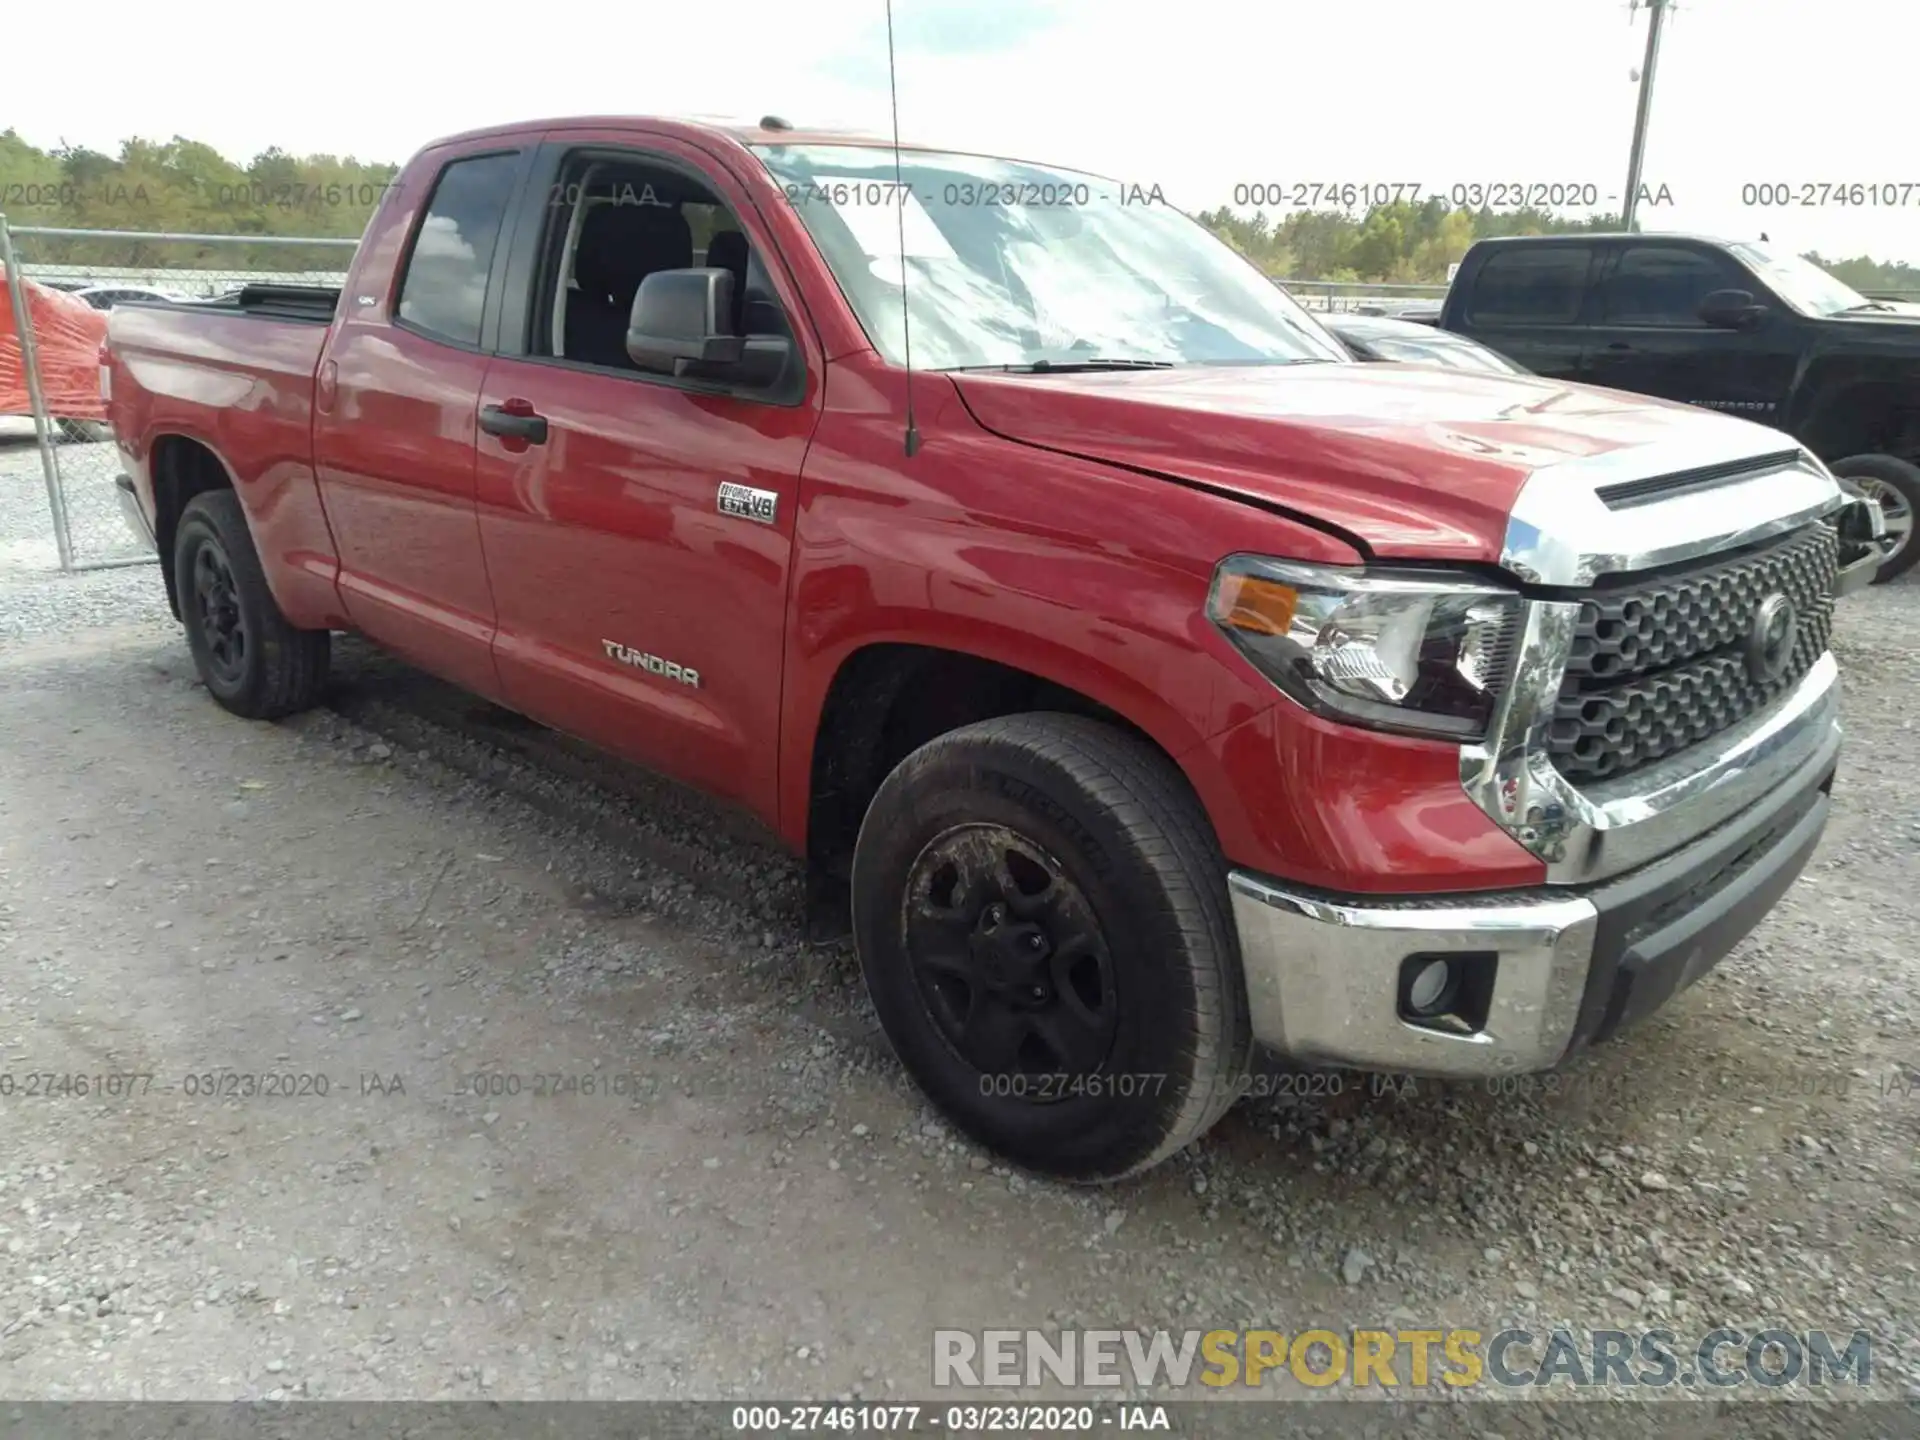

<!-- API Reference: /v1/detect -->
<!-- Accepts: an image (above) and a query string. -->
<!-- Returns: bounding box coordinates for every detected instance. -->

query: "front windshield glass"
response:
[750,144,1351,371]
[1365,336,1524,374]
[1726,242,1869,317]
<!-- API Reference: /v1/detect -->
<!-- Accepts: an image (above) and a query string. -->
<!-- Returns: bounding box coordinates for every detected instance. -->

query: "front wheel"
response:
[1830,453,1920,583]
[173,489,330,719]
[851,713,1252,1183]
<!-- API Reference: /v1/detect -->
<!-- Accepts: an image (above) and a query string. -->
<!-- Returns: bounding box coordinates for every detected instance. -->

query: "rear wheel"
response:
[173,490,329,718]
[1830,453,1920,583]
[851,713,1252,1182]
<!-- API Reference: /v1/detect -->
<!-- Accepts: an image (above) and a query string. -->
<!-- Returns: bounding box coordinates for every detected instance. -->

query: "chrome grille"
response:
[1547,524,1837,784]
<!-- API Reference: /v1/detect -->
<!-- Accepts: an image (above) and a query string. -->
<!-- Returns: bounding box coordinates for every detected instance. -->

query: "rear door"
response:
[1453,243,1602,380]
[312,140,535,699]
[1582,240,1798,422]
[471,130,824,818]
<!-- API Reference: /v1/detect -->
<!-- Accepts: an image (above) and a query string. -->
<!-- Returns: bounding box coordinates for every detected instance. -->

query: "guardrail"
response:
[14,226,358,302]
[1277,279,1920,309]
[1278,279,1450,313]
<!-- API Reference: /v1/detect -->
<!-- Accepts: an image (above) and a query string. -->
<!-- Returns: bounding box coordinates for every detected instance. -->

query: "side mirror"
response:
[626,268,796,391]
[626,269,744,374]
[1698,288,1768,331]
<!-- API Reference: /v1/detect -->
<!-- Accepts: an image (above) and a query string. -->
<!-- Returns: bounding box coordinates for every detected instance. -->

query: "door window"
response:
[1467,246,1594,326]
[531,151,794,376]
[1603,246,1739,326]
[395,152,521,346]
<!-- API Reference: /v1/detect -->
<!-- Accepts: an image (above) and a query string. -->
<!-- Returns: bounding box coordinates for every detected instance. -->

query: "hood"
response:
[951,363,1804,563]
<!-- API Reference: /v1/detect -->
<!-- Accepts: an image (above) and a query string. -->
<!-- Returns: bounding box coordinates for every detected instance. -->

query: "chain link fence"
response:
[0,220,355,573]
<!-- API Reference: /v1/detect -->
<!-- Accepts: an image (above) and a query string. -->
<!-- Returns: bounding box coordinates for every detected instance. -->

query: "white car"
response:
[71,284,189,310]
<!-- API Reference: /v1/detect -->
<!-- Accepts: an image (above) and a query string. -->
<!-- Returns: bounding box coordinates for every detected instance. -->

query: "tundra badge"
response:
[718,481,778,525]
[602,641,700,688]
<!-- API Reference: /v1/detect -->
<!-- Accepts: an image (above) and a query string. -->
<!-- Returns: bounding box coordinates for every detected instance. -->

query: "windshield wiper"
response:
[946,358,1177,373]
[1841,301,1899,313]
[1194,357,1327,367]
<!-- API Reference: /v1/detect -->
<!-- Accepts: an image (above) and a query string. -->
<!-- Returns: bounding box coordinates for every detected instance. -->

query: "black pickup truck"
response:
[1439,233,1920,580]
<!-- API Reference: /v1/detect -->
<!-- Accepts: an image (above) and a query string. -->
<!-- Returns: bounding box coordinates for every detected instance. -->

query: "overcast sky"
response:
[12,0,1920,264]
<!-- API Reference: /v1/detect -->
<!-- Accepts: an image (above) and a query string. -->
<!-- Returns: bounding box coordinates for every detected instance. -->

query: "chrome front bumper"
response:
[1230,665,1842,1077]
[1229,875,1597,1075]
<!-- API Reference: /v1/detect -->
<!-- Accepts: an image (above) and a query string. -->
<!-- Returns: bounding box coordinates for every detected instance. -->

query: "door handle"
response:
[480,404,548,444]
[1606,342,1633,352]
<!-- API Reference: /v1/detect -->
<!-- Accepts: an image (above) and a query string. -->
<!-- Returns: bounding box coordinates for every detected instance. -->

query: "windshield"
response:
[1362,335,1525,374]
[1726,241,1870,317]
[750,144,1351,371]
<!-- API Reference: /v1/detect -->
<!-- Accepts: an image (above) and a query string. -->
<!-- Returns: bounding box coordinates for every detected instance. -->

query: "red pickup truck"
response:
[104,116,1887,1181]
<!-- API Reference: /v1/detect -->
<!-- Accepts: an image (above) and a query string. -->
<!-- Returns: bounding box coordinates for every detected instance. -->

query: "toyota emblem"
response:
[1745,593,1798,681]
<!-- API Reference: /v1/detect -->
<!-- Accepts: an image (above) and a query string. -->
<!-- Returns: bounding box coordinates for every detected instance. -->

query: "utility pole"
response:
[1620,0,1671,232]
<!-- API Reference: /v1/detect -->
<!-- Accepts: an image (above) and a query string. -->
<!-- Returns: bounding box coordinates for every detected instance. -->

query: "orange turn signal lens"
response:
[1212,572,1299,637]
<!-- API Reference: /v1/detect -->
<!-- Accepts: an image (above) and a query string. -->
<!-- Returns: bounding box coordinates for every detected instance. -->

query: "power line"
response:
[1620,0,1673,231]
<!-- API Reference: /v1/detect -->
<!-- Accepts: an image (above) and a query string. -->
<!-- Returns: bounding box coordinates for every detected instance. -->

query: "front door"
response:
[472,132,823,817]
[1582,241,1799,423]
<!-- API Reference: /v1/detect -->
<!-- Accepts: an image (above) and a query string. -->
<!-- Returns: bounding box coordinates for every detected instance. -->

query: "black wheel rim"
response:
[191,540,247,686]
[901,824,1119,1099]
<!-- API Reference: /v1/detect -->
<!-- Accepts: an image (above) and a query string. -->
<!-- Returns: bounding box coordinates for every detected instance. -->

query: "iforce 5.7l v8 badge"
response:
[717,482,778,526]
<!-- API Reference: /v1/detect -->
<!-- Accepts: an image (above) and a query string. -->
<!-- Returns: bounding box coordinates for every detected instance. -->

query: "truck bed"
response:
[177,284,342,324]
[106,291,333,400]
[105,294,334,543]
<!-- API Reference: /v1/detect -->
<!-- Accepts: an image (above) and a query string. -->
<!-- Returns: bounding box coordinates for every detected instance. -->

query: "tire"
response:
[173,489,330,719]
[1829,453,1920,583]
[851,713,1252,1183]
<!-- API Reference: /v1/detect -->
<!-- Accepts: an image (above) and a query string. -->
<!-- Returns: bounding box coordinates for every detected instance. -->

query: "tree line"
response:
[5,130,1917,295]
[1,131,394,271]
[1195,197,1920,295]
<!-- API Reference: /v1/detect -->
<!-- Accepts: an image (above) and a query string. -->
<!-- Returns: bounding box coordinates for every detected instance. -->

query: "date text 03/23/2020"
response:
[727,1404,1174,1433]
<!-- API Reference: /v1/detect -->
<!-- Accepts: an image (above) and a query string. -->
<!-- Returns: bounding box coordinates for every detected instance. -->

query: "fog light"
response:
[1406,959,1455,1016]
[1399,951,1497,1034]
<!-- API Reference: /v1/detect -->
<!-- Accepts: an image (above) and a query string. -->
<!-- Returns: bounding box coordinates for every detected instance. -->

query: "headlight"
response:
[1207,557,1523,740]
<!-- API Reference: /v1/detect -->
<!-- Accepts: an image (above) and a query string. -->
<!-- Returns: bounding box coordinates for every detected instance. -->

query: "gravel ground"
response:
[1,437,1916,1419]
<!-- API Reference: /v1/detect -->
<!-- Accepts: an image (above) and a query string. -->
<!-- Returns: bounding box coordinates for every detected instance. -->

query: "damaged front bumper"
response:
[1833,487,1893,594]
